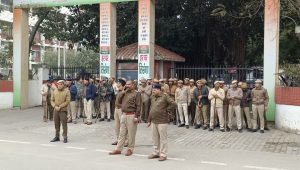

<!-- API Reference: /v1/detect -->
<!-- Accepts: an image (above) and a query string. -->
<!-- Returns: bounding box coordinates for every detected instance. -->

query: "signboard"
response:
[99,3,111,78]
[138,0,150,79]
[13,0,137,8]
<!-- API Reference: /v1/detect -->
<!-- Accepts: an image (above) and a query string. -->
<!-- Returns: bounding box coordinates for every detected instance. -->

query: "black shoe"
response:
[203,126,207,130]
[209,128,213,131]
[247,128,252,132]
[92,116,96,119]
[185,125,189,129]
[220,129,225,132]
[79,115,83,118]
[238,129,242,133]
[260,130,264,133]
[63,138,68,143]
[178,124,185,127]
[107,119,111,122]
[99,118,105,122]
[264,127,270,131]
[227,128,232,132]
[194,125,200,129]
[252,129,257,132]
[50,137,60,142]
[173,121,177,125]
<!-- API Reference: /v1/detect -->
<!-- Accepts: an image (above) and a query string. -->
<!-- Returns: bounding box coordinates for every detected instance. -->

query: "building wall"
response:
[276,104,300,134]
[0,92,13,109]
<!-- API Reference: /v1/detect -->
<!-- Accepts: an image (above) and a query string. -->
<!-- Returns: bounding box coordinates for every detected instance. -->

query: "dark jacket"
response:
[85,83,96,101]
[193,86,209,105]
[241,89,251,108]
[69,84,77,101]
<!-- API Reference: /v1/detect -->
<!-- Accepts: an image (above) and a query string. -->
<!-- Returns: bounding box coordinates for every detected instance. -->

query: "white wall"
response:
[276,104,300,134]
[0,92,13,109]
[28,80,42,107]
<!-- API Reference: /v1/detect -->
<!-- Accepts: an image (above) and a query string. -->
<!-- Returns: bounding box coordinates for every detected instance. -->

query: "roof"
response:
[116,43,185,62]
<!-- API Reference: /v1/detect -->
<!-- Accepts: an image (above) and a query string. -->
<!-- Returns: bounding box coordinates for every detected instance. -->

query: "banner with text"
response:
[100,3,111,78]
[138,0,151,79]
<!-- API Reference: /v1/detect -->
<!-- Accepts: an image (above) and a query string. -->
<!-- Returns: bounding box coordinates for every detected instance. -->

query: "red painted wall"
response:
[0,80,13,92]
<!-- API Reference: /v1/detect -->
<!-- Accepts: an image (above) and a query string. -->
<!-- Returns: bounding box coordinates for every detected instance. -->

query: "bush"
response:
[279,63,300,87]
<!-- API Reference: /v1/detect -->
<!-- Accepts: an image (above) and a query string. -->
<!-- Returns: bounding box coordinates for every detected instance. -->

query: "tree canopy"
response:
[33,0,300,66]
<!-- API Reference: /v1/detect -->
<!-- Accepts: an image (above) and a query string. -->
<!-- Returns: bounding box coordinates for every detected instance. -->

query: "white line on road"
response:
[201,161,227,166]
[0,139,31,144]
[40,144,56,147]
[65,146,87,150]
[243,165,288,170]
[96,149,185,161]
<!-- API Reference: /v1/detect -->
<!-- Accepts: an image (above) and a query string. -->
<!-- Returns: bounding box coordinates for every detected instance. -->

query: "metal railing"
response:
[49,66,99,80]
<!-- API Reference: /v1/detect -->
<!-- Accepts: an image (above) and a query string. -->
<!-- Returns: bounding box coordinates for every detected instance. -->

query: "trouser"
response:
[84,99,93,123]
[252,104,265,130]
[101,101,111,119]
[228,105,242,130]
[152,123,168,157]
[221,104,228,125]
[77,97,84,116]
[194,105,208,127]
[94,97,100,117]
[67,104,71,121]
[43,101,53,120]
[189,102,196,125]
[116,114,138,151]
[241,107,252,129]
[54,111,68,138]
[210,106,224,129]
[70,101,77,121]
[141,99,150,122]
[114,108,129,142]
[177,103,189,125]
[91,100,95,117]
[111,95,116,119]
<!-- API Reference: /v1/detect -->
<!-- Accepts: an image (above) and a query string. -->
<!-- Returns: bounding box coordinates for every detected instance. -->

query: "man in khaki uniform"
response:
[41,79,53,122]
[188,79,196,125]
[109,80,142,156]
[175,80,191,129]
[147,84,177,161]
[208,81,225,132]
[241,82,252,131]
[193,80,209,129]
[227,80,243,132]
[251,79,269,133]
[159,79,170,95]
[139,78,152,122]
[220,81,228,127]
[112,78,128,146]
[50,80,70,143]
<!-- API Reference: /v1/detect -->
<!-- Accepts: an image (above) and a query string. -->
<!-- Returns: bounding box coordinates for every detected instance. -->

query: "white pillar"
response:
[263,0,280,121]
[13,8,29,109]
[138,0,155,80]
[99,3,116,78]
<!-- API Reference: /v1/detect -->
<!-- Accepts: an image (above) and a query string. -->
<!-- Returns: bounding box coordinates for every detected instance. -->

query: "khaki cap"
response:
[241,83,248,89]
[214,81,220,85]
[255,79,262,84]
[159,79,164,82]
[219,81,225,84]
[196,80,202,84]
[201,79,207,84]
[140,77,146,83]
[189,79,195,83]
[57,80,65,84]
[231,80,238,84]
[178,80,183,83]
[238,82,243,86]
[153,79,159,83]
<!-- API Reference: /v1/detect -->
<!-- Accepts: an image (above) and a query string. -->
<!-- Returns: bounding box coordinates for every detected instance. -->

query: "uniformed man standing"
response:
[169,78,178,125]
[84,77,96,125]
[193,80,209,129]
[227,80,243,132]
[139,78,152,123]
[147,84,177,161]
[241,82,252,131]
[208,81,225,132]
[188,79,196,125]
[66,78,78,124]
[109,80,142,156]
[175,80,191,129]
[50,80,70,143]
[251,79,269,133]
[99,77,114,122]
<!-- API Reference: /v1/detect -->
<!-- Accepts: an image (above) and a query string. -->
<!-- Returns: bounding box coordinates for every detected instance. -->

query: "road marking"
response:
[95,149,111,153]
[96,149,185,161]
[40,144,56,147]
[201,161,227,166]
[65,146,87,150]
[243,165,288,170]
[0,139,31,144]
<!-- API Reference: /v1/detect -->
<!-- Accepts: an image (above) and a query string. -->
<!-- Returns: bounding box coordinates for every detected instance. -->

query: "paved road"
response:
[0,107,299,170]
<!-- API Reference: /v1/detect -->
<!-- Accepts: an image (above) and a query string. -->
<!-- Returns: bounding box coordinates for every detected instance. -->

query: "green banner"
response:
[13,0,137,8]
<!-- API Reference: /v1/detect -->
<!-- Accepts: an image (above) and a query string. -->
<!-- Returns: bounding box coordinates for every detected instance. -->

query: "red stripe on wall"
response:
[0,80,13,92]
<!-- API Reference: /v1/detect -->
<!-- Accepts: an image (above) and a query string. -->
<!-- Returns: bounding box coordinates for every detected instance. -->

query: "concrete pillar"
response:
[13,8,29,109]
[264,0,280,121]
[138,0,155,80]
[99,3,116,78]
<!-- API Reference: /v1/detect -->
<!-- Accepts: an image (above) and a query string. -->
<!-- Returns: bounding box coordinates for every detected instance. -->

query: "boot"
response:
[50,137,60,142]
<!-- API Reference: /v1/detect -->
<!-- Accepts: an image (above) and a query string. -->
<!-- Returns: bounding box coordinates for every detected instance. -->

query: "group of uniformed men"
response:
[41,75,269,161]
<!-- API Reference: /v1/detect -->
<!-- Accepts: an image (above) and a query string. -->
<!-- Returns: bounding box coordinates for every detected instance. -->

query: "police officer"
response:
[241,82,252,131]
[109,80,142,156]
[193,79,209,129]
[175,80,191,129]
[147,84,177,161]
[251,79,269,133]
[50,80,70,143]
[139,77,152,122]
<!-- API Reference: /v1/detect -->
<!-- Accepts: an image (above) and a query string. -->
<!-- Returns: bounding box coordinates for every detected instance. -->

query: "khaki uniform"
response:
[188,86,196,125]
[51,87,70,138]
[175,86,191,125]
[148,93,177,157]
[227,88,243,130]
[251,87,269,130]
[193,86,209,127]
[116,89,141,152]
[41,83,53,121]
[114,90,128,142]
[138,85,152,122]
[208,88,225,129]
[241,89,252,129]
